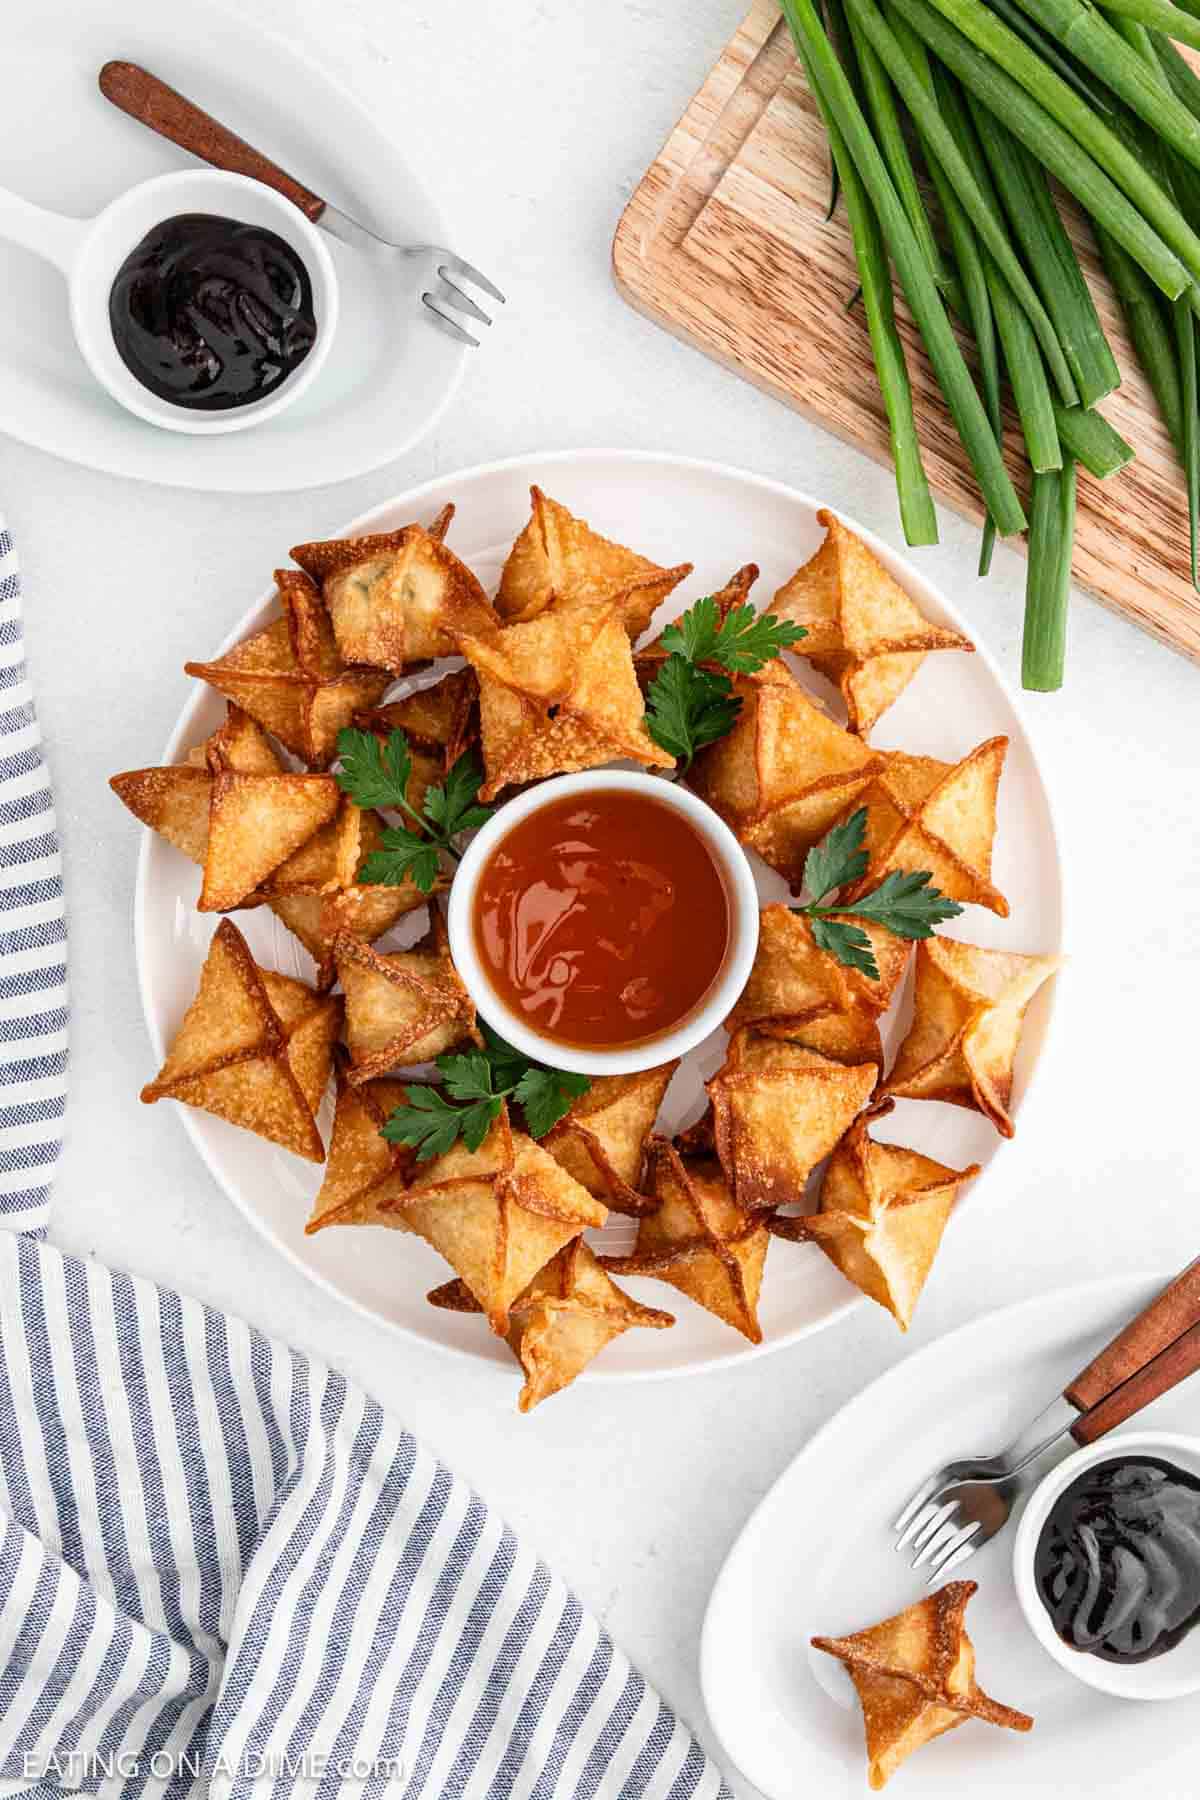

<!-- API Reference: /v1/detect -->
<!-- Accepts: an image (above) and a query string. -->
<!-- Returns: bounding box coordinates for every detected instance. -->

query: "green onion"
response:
[1095,0,1200,51]
[934,69,1063,472]
[842,5,953,294]
[988,0,1117,113]
[1153,33,1200,124]
[850,0,1079,403]
[1006,0,1200,175]
[970,103,1119,405]
[1052,402,1136,474]
[794,25,939,544]
[780,0,1027,534]
[892,0,1200,296]
[1023,456,1077,690]
[1096,223,1184,446]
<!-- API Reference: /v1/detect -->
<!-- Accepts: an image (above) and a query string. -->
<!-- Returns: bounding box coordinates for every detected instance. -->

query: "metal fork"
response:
[894,1259,1200,1583]
[99,62,505,347]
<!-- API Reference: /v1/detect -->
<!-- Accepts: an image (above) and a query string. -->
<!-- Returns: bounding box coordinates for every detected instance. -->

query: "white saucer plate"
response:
[0,0,465,490]
[133,449,1065,1379]
[700,1272,1200,1799]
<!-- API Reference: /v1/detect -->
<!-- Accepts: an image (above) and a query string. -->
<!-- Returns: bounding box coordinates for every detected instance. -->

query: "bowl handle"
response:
[0,185,86,275]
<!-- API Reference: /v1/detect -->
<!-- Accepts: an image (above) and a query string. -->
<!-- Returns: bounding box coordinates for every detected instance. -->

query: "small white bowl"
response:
[447,770,760,1077]
[0,168,337,434]
[1013,1430,1200,1700]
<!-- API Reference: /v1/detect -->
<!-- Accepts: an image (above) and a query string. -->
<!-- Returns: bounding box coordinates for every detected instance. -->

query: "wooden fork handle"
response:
[1071,1318,1200,1445]
[1064,1257,1200,1413]
[98,61,327,222]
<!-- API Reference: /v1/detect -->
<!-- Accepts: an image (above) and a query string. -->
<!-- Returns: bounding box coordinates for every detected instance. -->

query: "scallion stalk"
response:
[970,102,1119,405]
[1052,402,1136,474]
[1094,0,1200,52]
[1023,456,1077,690]
[1096,223,1185,446]
[794,27,940,543]
[848,0,1079,402]
[892,0,1200,296]
[780,0,1028,534]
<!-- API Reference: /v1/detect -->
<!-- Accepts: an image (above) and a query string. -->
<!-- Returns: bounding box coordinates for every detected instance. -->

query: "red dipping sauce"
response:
[473,789,731,1050]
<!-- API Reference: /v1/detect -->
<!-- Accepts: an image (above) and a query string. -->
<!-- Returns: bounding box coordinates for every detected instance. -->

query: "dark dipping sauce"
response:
[1035,1455,1200,1663]
[473,790,731,1050]
[108,213,317,411]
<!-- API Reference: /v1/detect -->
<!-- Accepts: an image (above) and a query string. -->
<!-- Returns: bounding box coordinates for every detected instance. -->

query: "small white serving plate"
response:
[700,1273,1200,1800]
[131,449,1065,1382]
[0,0,465,490]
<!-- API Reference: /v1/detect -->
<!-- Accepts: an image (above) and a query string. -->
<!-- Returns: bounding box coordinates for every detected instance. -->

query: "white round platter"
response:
[133,449,1065,1380]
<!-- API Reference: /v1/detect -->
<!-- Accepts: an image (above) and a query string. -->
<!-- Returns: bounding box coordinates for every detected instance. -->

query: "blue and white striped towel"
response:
[0,520,731,1800]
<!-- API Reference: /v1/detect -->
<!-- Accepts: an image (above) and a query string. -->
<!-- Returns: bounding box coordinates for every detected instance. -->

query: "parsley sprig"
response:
[335,727,492,893]
[645,597,806,770]
[793,808,963,980]
[382,1026,591,1161]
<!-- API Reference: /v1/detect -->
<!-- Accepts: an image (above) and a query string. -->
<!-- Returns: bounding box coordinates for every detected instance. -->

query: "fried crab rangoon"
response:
[184,569,391,769]
[199,726,341,914]
[769,1113,979,1328]
[142,919,340,1163]
[812,1581,1033,1789]
[306,1060,417,1233]
[391,1109,607,1334]
[497,485,692,639]
[687,659,883,886]
[603,1140,769,1343]
[459,599,673,800]
[428,1240,674,1411]
[335,917,480,1080]
[111,706,277,869]
[539,1063,678,1214]
[290,505,496,675]
[355,666,480,788]
[726,905,883,1071]
[774,509,973,735]
[883,938,1060,1137]
[708,1029,877,1214]
[840,740,1009,917]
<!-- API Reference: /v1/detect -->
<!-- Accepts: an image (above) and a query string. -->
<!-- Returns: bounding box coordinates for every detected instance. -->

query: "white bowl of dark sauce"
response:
[3,167,337,434]
[1013,1431,1200,1700]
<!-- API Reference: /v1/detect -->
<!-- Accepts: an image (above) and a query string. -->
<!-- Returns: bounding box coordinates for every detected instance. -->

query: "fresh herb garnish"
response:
[645,597,806,770]
[335,727,492,894]
[793,807,963,981]
[382,1025,591,1161]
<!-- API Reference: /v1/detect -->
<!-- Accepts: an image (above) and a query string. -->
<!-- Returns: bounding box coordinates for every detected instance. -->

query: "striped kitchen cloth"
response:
[0,518,731,1800]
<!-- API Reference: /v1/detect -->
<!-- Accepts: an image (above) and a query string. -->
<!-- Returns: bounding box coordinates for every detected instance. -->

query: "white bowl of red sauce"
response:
[447,770,760,1075]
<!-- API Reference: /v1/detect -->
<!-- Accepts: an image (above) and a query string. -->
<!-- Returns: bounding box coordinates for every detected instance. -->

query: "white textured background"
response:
[3,2,1200,1794]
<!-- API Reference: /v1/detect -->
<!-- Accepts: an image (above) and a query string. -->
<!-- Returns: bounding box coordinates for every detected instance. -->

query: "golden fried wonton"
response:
[708,1029,877,1213]
[199,725,340,913]
[290,507,495,674]
[185,570,391,768]
[306,1059,416,1233]
[141,919,340,1162]
[393,1111,607,1334]
[335,915,481,1079]
[840,739,1010,919]
[261,799,433,990]
[726,905,883,1070]
[428,1240,674,1411]
[687,660,883,886]
[497,485,692,639]
[813,1581,1033,1790]
[356,666,480,786]
[539,1062,678,1214]
[769,1114,979,1328]
[459,600,674,800]
[634,564,760,683]
[774,510,973,734]
[603,1140,768,1342]
[883,938,1059,1137]
[110,708,281,867]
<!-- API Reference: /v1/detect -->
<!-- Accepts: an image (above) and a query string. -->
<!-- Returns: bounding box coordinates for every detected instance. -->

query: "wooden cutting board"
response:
[613,0,1200,661]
